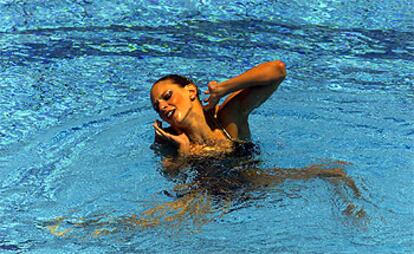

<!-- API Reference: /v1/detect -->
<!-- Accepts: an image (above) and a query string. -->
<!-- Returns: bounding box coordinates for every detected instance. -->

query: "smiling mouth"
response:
[166,109,175,119]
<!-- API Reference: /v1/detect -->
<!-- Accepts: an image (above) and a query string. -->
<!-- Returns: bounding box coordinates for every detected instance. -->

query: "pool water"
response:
[1,0,413,253]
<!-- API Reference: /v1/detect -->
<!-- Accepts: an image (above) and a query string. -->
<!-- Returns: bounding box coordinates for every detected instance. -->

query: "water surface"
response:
[0,0,413,253]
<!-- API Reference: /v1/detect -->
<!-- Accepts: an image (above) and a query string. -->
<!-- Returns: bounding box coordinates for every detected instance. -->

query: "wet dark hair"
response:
[152,74,199,97]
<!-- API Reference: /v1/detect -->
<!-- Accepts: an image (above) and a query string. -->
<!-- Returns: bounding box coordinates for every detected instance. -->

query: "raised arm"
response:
[204,60,286,114]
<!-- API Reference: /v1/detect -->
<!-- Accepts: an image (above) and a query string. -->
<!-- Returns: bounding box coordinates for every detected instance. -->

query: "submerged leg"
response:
[44,161,364,238]
[238,161,365,218]
[240,161,360,197]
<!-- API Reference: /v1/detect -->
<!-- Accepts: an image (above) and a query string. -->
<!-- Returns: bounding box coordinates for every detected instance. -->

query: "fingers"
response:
[208,80,218,87]
[203,80,220,104]
[203,102,211,111]
[203,99,217,111]
[155,119,162,128]
[204,80,218,95]
[153,123,172,140]
[153,122,166,135]
[153,120,169,139]
[153,121,182,145]
[154,123,162,136]
[202,97,214,111]
[153,120,162,134]
[155,128,164,138]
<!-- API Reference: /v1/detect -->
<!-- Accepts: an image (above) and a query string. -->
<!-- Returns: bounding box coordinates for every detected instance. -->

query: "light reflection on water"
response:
[0,0,413,253]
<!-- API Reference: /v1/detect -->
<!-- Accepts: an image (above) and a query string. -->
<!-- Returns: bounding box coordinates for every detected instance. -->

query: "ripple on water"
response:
[0,0,413,253]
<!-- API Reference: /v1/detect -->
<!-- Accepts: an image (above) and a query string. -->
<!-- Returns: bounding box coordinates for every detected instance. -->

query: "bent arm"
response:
[215,60,286,115]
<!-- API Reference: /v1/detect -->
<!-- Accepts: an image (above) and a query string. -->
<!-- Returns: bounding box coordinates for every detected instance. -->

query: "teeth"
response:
[167,111,173,118]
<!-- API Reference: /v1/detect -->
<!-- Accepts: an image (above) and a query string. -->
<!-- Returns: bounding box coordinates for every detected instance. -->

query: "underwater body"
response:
[0,0,413,253]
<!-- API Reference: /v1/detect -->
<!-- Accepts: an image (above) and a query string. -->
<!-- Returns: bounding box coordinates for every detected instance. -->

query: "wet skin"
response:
[150,60,287,155]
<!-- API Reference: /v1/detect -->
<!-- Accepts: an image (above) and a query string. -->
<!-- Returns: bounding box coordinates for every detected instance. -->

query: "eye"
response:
[163,90,172,100]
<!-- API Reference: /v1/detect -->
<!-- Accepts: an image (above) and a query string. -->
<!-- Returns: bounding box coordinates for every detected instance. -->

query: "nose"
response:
[158,100,168,112]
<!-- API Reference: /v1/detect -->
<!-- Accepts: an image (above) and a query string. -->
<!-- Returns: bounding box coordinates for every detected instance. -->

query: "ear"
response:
[185,84,198,101]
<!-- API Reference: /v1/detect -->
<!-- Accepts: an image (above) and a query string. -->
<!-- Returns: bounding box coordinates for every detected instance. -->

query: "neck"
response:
[180,103,217,145]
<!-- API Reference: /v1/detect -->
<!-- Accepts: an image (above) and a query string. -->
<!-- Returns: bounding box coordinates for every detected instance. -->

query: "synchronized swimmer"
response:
[45,61,364,238]
[150,60,287,156]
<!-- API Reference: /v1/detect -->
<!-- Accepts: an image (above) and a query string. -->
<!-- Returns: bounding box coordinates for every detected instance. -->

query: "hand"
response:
[203,81,225,111]
[153,120,190,155]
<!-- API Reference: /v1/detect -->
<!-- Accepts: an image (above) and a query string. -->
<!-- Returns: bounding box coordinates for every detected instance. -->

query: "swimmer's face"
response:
[150,80,198,127]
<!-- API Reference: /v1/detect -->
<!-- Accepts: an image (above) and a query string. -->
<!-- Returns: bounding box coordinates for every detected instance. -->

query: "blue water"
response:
[1,0,413,253]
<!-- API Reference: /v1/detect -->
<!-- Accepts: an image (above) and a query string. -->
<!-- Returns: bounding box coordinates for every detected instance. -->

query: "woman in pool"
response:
[148,60,363,225]
[150,60,287,156]
[43,61,363,238]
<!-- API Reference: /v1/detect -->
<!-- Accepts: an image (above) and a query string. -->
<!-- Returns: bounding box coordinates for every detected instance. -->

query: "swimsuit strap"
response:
[206,106,234,141]
[206,106,259,157]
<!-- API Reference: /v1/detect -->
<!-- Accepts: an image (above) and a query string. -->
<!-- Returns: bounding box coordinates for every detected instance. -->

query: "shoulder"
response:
[217,104,251,141]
